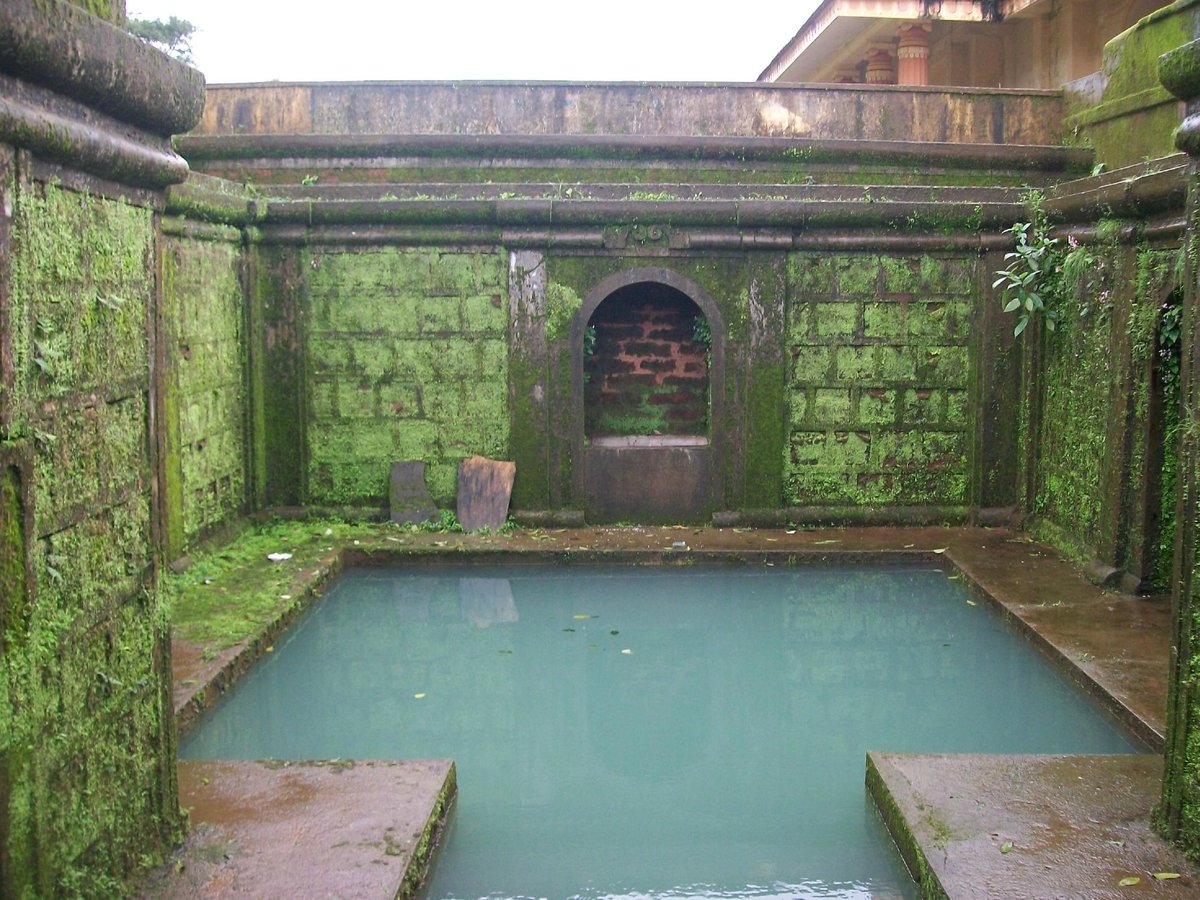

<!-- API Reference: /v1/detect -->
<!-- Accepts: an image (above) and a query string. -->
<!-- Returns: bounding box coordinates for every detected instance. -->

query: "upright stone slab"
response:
[456,456,515,531]
[389,460,437,524]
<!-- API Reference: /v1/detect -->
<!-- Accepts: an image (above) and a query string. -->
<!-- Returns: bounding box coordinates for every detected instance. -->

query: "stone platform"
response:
[868,752,1200,898]
[139,759,455,899]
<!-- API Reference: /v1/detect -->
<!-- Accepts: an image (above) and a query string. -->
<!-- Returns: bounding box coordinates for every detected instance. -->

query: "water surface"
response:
[183,564,1141,899]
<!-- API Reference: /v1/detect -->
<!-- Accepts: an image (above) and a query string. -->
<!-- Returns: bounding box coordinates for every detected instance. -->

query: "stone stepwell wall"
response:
[0,0,205,893]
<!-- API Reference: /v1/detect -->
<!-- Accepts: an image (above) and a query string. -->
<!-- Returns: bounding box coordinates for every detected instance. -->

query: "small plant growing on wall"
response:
[993,221,1061,337]
[994,215,1095,338]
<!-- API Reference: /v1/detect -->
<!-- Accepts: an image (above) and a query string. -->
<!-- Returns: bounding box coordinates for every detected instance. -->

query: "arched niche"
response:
[583,281,710,441]
[570,268,725,523]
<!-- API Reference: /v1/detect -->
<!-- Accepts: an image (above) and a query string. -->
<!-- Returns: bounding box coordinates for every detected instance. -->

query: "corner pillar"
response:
[1156,38,1200,856]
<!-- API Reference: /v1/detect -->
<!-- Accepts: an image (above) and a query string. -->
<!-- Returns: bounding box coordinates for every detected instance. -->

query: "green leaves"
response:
[994,219,1062,338]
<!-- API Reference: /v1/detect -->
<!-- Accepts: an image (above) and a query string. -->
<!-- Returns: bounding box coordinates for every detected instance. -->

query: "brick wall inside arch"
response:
[584,282,710,438]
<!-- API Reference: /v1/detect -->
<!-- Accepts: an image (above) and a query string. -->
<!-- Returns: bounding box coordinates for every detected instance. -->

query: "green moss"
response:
[3,178,180,897]
[545,282,582,343]
[0,466,27,645]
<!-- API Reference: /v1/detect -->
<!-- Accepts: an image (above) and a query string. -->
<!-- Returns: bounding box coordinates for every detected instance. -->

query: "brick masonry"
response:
[584,283,709,438]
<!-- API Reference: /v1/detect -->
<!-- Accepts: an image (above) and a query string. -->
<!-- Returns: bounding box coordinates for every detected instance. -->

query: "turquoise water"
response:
[182,564,1142,899]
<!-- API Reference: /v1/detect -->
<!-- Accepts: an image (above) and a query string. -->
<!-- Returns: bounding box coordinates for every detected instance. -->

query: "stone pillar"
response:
[897,22,932,86]
[1157,37,1200,857]
[865,46,897,85]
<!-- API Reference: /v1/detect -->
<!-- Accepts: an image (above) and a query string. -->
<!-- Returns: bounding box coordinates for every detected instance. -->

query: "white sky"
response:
[126,1,819,84]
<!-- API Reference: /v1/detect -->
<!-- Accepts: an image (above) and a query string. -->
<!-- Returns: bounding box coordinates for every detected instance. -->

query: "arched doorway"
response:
[571,269,724,523]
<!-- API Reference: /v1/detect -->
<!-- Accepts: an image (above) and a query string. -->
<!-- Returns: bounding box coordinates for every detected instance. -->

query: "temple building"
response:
[759,0,1167,88]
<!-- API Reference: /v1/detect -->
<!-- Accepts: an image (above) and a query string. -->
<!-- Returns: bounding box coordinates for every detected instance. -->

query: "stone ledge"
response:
[140,759,456,900]
[0,0,204,136]
[867,752,1199,898]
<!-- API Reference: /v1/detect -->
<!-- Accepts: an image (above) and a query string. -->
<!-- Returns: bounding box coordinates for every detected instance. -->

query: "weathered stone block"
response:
[810,388,854,424]
[389,460,438,524]
[786,467,848,504]
[863,302,905,341]
[876,346,916,381]
[902,389,942,425]
[815,302,859,339]
[456,456,515,531]
[914,346,968,383]
[860,389,899,425]
[788,431,827,466]
[918,256,974,295]
[881,257,920,293]
[789,255,836,296]
[828,430,871,467]
[462,293,506,334]
[418,296,463,335]
[835,346,875,381]
[791,346,834,383]
[378,382,423,418]
[836,257,879,296]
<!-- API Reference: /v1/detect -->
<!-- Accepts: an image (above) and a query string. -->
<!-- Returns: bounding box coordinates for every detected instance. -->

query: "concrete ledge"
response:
[140,759,455,899]
[867,752,1200,898]
[0,0,205,135]
[191,81,1067,146]
[177,132,1091,172]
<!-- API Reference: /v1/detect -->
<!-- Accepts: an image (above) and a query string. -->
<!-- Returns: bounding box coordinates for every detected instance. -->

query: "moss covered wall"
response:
[1063,0,1200,168]
[0,176,179,896]
[1030,235,1178,584]
[784,254,975,511]
[161,227,247,556]
[302,248,510,509]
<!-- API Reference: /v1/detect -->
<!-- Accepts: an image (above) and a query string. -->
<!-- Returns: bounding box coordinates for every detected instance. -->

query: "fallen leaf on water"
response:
[999,841,1013,854]
[265,646,273,652]
[563,628,575,633]
[574,614,593,620]
[966,599,977,606]
[413,693,426,700]
[610,630,619,635]
[1153,873,1181,880]
[1118,876,1141,886]
[813,540,840,545]
[621,648,633,655]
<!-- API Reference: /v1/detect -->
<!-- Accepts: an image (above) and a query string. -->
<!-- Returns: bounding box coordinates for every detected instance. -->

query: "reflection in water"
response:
[183,565,1140,900]
[458,577,518,628]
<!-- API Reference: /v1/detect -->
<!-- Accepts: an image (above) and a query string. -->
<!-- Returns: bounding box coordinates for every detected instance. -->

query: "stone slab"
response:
[867,752,1200,898]
[389,460,438,525]
[140,758,455,900]
[456,455,515,531]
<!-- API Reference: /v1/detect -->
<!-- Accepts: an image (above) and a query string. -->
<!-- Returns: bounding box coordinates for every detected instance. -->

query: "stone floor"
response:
[139,759,455,900]
[157,524,1190,898]
[869,753,1200,898]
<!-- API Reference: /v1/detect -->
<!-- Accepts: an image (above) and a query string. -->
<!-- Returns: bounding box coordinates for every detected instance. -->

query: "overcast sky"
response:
[126,1,818,84]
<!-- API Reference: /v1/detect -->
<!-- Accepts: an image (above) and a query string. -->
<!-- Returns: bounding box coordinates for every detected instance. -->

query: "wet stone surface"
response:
[868,753,1200,898]
[139,759,455,900]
